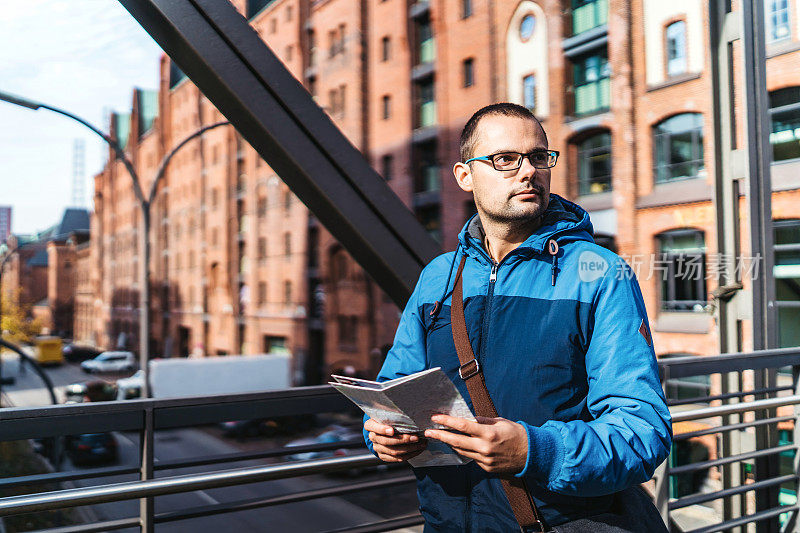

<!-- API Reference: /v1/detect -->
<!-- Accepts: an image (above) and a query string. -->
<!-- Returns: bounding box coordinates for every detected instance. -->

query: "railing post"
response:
[140,405,154,533]
[787,364,800,533]
[656,365,671,529]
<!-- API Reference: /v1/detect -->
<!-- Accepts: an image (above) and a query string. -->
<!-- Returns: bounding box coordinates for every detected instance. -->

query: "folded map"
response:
[329,367,475,467]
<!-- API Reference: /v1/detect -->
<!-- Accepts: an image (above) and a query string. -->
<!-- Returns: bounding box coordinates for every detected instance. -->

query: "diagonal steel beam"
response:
[117,0,440,306]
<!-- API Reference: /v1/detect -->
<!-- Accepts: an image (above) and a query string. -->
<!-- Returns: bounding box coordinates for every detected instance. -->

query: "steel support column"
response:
[117,0,440,307]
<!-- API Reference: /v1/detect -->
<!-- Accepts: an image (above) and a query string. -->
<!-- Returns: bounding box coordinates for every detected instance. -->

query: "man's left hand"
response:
[424,414,528,474]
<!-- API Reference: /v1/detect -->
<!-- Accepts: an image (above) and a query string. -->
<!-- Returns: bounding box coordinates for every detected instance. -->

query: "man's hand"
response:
[424,414,528,474]
[365,418,427,463]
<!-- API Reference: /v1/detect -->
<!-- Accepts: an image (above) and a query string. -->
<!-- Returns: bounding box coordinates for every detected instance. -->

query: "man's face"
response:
[454,114,551,225]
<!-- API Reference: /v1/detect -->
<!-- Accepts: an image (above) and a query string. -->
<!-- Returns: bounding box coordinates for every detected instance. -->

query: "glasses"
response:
[464,150,559,171]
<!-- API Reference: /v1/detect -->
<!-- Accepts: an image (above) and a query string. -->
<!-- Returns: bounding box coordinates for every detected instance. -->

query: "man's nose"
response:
[516,154,537,181]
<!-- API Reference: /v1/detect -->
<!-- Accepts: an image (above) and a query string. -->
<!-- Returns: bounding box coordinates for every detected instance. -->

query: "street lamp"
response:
[0,90,229,397]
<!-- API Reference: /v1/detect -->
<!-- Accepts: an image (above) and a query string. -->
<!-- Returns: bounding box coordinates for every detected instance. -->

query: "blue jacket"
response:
[364,194,672,530]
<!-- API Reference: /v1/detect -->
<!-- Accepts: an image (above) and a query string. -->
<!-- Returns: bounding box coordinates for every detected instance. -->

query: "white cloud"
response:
[0,0,164,234]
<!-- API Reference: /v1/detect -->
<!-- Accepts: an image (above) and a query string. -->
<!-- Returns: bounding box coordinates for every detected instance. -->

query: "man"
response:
[363,103,672,531]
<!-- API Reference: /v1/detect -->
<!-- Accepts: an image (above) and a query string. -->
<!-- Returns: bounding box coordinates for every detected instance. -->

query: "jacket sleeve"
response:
[515,259,672,496]
[363,268,429,454]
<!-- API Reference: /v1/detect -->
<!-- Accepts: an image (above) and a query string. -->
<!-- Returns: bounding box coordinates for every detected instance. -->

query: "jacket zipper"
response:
[477,262,498,365]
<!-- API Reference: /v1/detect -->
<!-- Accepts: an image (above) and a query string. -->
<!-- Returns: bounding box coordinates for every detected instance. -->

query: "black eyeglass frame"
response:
[464,149,560,171]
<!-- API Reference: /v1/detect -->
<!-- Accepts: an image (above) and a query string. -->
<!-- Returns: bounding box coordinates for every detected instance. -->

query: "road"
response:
[0,352,421,532]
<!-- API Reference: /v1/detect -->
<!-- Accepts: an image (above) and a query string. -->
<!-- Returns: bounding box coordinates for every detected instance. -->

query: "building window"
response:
[338,315,357,346]
[416,16,435,65]
[416,78,436,128]
[308,30,317,67]
[769,87,800,162]
[286,5,292,21]
[577,131,612,195]
[416,205,441,243]
[573,51,610,116]
[257,196,267,217]
[571,0,608,36]
[307,75,316,98]
[381,154,393,180]
[382,95,391,119]
[258,282,267,304]
[284,232,291,257]
[653,113,704,182]
[766,0,791,43]
[329,85,346,116]
[774,219,800,348]
[522,74,536,111]
[247,0,276,19]
[519,14,536,41]
[657,229,707,312]
[666,20,687,77]
[258,237,267,259]
[284,280,292,304]
[381,36,391,61]
[463,58,474,88]
[270,18,277,34]
[416,141,439,193]
[462,0,473,18]
[285,45,293,62]
[284,190,292,210]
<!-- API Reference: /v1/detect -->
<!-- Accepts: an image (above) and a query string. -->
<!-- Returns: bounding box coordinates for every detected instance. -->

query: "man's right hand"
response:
[365,418,427,463]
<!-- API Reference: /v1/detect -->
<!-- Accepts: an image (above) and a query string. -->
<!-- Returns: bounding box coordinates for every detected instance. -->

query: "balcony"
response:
[571,0,608,37]
[574,77,610,116]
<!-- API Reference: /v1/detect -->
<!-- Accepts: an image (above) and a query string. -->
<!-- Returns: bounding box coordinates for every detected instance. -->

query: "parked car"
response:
[62,344,102,363]
[286,425,365,461]
[64,433,118,465]
[115,371,143,400]
[64,380,118,403]
[81,351,136,374]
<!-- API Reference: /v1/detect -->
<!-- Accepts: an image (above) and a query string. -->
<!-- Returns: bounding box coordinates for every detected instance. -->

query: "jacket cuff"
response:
[363,414,378,457]
[514,422,565,486]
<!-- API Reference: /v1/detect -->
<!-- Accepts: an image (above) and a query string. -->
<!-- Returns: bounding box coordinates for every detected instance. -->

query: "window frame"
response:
[664,19,688,78]
[463,58,474,88]
[576,131,612,196]
[656,228,708,312]
[653,113,705,183]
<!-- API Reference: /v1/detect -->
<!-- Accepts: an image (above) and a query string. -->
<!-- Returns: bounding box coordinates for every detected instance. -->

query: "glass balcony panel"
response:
[572,0,608,36]
[419,38,435,64]
[419,100,436,128]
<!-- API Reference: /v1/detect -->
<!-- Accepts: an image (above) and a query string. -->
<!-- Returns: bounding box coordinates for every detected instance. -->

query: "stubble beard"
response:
[476,191,549,228]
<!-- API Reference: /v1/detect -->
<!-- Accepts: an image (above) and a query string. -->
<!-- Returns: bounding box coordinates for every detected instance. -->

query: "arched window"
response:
[665,20,687,77]
[769,87,800,162]
[656,229,707,311]
[653,113,704,182]
[577,131,612,195]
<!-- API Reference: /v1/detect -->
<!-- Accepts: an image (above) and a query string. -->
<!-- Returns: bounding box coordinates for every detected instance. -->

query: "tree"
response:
[1,289,43,345]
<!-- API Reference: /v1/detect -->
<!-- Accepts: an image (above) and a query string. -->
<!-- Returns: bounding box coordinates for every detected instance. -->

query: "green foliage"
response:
[0,290,43,345]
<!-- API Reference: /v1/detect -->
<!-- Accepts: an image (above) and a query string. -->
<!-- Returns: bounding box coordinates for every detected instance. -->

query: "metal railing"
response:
[2,348,800,532]
[0,386,421,533]
[655,347,800,533]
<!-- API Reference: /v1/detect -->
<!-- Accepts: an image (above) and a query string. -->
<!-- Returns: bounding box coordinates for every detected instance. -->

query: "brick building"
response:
[81,0,800,384]
[0,208,89,337]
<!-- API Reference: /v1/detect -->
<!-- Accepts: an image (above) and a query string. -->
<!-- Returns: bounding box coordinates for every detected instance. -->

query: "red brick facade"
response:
[77,0,800,382]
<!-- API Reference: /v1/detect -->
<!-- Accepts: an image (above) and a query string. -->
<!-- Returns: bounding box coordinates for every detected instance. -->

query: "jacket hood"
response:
[457,193,595,257]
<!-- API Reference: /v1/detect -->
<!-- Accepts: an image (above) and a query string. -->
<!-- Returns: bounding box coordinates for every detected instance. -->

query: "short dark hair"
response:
[459,102,547,162]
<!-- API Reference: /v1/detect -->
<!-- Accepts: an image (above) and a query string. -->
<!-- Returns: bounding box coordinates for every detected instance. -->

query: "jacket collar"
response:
[458,193,594,262]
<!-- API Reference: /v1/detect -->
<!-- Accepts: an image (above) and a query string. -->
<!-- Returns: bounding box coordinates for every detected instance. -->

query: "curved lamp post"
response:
[0,90,229,397]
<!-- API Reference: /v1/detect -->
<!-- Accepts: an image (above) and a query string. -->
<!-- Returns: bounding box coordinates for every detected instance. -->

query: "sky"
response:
[0,1,164,234]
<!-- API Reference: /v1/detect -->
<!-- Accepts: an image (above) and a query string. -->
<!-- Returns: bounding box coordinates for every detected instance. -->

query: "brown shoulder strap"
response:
[450,254,547,533]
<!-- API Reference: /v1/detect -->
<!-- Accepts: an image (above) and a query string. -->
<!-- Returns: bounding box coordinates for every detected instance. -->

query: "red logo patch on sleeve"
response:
[639,319,652,347]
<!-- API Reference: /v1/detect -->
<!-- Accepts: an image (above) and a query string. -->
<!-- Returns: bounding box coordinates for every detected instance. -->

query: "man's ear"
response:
[453,162,474,193]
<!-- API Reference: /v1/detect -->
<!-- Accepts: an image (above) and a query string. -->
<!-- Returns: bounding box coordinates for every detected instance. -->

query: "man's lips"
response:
[512,190,540,198]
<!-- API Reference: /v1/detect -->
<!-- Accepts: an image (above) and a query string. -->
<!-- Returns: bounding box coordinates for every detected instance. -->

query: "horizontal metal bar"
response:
[685,504,798,533]
[673,415,795,441]
[28,517,140,533]
[154,438,367,471]
[669,474,797,510]
[155,473,416,523]
[0,465,140,490]
[670,444,796,475]
[322,514,425,533]
[672,394,800,423]
[0,454,381,516]
[658,347,800,379]
[666,385,793,406]
[0,386,349,440]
